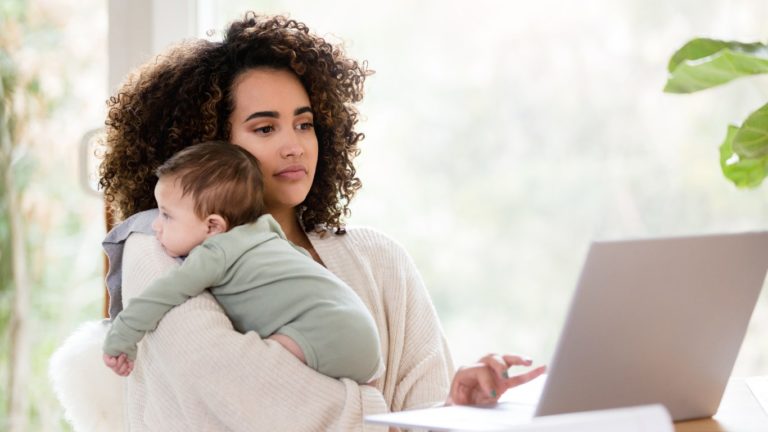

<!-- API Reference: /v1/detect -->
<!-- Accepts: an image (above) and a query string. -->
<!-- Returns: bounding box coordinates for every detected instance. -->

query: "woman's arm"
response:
[370,232,455,412]
[122,233,388,431]
[317,227,455,412]
[362,230,545,409]
[352,229,544,410]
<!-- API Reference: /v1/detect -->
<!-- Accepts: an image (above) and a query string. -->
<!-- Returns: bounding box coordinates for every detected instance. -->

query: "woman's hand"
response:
[446,354,546,406]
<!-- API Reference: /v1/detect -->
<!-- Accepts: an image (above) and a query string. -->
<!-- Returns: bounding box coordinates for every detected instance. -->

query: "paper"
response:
[491,405,673,432]
[364,403,673,432]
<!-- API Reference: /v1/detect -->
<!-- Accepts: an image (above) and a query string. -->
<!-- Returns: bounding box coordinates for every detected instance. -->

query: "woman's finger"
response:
[477,353,509,379]
[501,364,547,390]
[501,354,533,367]
[478,353,535,380]
[450,363,500,405]
[466,364,500,403]
[451,354,546,406]
[475,365,500,401]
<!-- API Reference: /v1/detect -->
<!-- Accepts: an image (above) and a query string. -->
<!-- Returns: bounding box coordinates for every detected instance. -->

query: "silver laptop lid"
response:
[535,232,768,421]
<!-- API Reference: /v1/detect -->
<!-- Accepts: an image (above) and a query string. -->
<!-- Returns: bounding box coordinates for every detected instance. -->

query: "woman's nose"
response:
[280,131,304,159]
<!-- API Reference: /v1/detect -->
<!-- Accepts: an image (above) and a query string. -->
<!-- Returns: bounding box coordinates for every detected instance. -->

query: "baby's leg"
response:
[268,334,306,364]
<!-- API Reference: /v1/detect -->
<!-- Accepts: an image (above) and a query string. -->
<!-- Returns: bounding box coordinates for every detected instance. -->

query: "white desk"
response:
[500,376,768,432]
[674,378,768,432]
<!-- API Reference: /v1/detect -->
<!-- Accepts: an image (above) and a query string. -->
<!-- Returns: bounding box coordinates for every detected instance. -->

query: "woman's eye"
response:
[297,121,314,131]
[254,125,275,134]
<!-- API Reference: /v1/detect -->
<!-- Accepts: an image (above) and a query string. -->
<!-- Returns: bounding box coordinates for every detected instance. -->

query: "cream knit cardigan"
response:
[115,226,454,431]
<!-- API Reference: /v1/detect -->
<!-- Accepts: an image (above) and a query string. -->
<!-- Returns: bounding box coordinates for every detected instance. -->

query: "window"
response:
[195,0,768,372]
[2,0,107,429]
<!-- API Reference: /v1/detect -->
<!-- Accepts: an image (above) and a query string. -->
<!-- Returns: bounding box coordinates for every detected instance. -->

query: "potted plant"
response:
[664,39,768,188]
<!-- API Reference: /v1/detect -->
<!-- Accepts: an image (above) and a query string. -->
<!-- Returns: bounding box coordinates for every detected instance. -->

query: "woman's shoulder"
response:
[309,225,426,297]
[310,225,427,313]
[343,225,403,247]
[311,225,411,263]
[121,232,180,303]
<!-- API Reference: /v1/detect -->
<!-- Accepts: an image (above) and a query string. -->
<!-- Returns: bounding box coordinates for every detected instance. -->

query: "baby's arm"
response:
[267,334,306,364]
[102,243,226,374]
[120,233,389,430]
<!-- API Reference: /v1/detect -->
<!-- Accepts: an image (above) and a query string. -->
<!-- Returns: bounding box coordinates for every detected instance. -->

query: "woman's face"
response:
[228,68,319,215]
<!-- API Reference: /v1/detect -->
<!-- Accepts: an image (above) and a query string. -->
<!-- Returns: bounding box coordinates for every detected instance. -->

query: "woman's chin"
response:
[266,193,310,214]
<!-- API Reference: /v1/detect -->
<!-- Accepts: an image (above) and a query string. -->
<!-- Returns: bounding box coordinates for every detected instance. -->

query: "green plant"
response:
[664,38,768,188]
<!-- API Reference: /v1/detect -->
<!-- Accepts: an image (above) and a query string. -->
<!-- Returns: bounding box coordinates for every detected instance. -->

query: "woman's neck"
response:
[269,208,304,244]
[269,207,323,264]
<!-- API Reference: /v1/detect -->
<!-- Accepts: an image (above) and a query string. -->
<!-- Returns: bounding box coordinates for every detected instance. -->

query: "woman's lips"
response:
[274,165,308,180]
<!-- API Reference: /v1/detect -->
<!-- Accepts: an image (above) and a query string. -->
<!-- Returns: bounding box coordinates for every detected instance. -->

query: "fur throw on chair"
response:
[49,320,124,431]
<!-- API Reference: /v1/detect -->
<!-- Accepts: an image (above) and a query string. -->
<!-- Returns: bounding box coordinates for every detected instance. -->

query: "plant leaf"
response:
[720,124,768,188]
[732,102,768,158]
[664,38,768,93]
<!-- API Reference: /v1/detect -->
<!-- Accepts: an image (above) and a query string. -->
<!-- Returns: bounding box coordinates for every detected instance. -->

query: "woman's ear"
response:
[206,214,228,235]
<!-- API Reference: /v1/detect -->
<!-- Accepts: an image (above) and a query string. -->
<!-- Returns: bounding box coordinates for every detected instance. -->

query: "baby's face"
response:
[151,177,210,258]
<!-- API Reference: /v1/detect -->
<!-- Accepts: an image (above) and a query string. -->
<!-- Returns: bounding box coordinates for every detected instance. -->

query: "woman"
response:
[67,13,544,430]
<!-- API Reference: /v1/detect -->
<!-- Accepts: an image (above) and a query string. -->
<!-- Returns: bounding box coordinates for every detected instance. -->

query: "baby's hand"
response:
[103,353,134,376]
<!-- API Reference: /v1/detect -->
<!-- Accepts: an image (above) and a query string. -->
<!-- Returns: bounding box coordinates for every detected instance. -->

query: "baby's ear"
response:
[206,214,228,235]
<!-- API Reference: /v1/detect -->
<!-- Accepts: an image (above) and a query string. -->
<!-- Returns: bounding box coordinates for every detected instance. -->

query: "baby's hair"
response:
[155,141,265,228]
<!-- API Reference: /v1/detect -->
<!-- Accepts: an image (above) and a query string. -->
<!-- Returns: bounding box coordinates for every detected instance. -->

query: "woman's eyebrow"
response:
[242,107,312,123]
[243,111,279,123]
[295,106,312,116]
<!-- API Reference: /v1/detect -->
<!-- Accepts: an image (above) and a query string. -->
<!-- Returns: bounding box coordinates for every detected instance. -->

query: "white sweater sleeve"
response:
[353,229,455,412]
[310,228,455,413]
[121,233,388,431]
[386,248,456,411]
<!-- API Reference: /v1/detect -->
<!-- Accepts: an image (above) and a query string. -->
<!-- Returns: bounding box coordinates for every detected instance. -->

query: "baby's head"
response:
[151,141,265,257]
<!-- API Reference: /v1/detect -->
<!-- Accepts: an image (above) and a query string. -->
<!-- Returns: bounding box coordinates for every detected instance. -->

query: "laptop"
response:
[366,231,768,430]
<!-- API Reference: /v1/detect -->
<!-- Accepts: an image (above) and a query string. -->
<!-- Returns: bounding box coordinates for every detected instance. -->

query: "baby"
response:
[102,141,382,383]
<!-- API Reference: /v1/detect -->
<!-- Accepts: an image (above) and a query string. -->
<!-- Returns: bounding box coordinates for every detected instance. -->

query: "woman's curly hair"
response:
[99,12,371,232]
